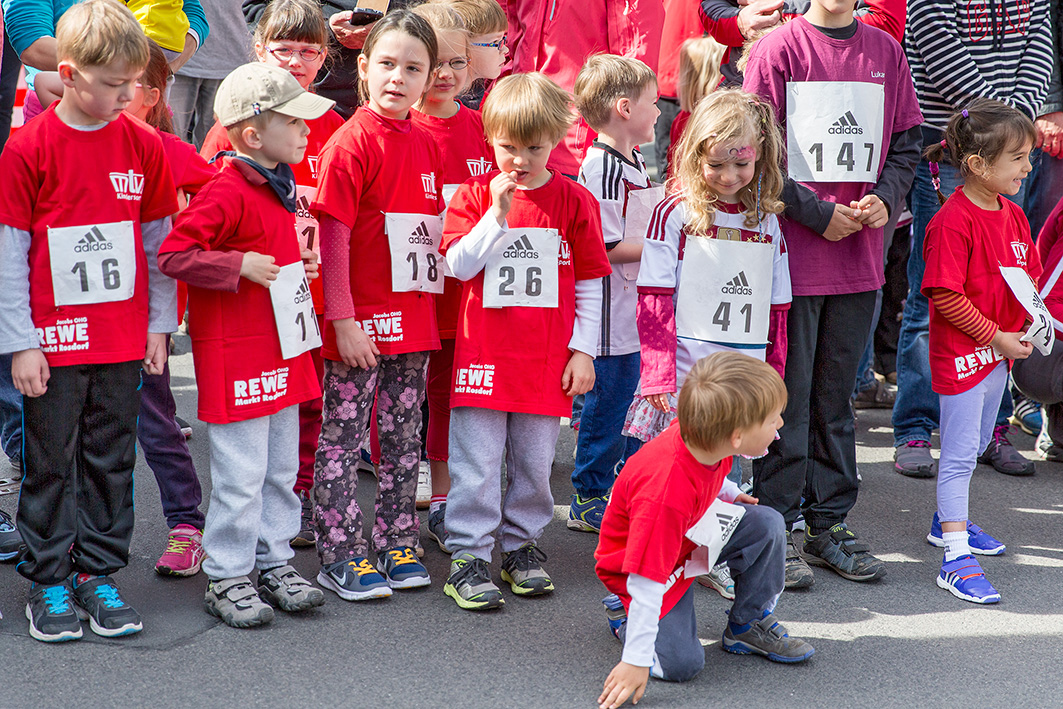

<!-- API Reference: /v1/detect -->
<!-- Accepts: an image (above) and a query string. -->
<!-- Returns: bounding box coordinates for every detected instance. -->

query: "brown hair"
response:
[140,40,174,134]
[678,352,787,451]
[677,36,726,113]
[253,0,330,48]
[670,88,785,232]
[924,97,1037,204]
[432,0,506,35]
[358,9,439,103]
[573,53,657,132]
[56,0,150,70]
[482,72,573,144]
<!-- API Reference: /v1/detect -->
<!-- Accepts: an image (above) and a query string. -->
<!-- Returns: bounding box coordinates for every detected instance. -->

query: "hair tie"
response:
[961,109,969,119]
[928,161,941,192]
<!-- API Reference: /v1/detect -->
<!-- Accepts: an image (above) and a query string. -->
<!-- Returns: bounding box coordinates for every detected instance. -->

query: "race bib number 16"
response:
[786,81,885,183]
[48,221,137,306]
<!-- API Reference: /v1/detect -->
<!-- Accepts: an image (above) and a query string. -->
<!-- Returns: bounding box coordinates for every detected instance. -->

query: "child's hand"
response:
[143,333,168,375]
[646,393,673,413]
[822,203,862,242]
[333,318,380,369]
[849,194,889,229]
[599,661,649,709]
[562,351,595,396]
[991,330,1034,360]
[301,248,320,280]
[12,349,50,398]
[240,252,280,287]
[735,492,759,505]
[490,171,519,226]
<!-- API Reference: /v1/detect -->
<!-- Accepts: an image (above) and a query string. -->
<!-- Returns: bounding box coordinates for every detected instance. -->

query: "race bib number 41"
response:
[482,228,560,308]
[48,221,137,306]
[786,81,885,183]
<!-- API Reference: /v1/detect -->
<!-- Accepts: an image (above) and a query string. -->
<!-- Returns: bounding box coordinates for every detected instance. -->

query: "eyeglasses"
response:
[471,34,507,50]
[266,45,325,62]
[437,57,470,71]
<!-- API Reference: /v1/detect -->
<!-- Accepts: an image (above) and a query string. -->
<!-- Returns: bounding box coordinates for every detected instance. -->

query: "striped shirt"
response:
[906,0,1055,129]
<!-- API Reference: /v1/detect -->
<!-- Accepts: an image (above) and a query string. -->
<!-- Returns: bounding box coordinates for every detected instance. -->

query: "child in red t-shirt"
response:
[411,3,496,552]
[199,0,347,548]
[160,63,334,628]
[439,72,612,610]
[0,0,178,643]
[311,11,445,601]
[595,353,812,708]
[921,100,1042,604]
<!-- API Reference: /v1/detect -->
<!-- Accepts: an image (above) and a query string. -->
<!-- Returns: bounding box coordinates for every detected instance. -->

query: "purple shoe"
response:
[937,555,1000,604]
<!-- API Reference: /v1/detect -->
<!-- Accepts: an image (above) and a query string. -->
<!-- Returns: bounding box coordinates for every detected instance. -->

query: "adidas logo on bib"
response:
[503,234,539,259]
[109,169,145,200]
[408,221,434,245]
[721,271,753,296]
[74,226,114,253]
[293,279,313,305]
[829,111,863,135]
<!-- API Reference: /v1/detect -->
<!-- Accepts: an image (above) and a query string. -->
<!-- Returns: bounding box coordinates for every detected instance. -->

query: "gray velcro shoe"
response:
[722,613,815,663]
[205,576,274,628]
[258,565,325,612]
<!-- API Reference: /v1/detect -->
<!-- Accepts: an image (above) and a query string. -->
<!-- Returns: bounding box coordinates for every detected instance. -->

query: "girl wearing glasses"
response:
[200,0,345,550]
[434,0,509,109]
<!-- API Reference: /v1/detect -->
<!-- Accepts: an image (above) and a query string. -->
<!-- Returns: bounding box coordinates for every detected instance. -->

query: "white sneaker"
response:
[697,563,735,600]
[416,461,431,510]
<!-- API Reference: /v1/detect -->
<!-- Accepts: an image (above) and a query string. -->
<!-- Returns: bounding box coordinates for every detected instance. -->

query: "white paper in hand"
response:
[999,265,1055,356]
[623,185,665,243]
[685,499,746,571]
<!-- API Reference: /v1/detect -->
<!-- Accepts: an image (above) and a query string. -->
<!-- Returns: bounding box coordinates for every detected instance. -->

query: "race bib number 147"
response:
[786,81,885,184]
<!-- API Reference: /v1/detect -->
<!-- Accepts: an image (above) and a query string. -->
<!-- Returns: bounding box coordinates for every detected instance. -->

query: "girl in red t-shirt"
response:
[410,3,496,553]
[921,100,1042,605]
[311,11,445,600]
[199,0,346,545]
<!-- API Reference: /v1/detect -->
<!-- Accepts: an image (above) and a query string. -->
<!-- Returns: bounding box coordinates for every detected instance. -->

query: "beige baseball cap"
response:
[214,63,336,128]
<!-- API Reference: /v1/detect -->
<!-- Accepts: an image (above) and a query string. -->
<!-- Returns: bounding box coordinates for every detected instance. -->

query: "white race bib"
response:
[295,185,320,256]
[270,261,322,360]
[676,237,773,345]
[385,213,445,294]
[1000,265,1056,356]
[623,185,665,282]
[48,221,137,306]
[786,81,885,183]
[482,228,560,308]
[685,499,746,571]
[442,184,460,209]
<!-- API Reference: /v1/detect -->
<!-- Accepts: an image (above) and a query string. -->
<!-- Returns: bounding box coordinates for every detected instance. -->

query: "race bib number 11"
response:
[786,81,885,183]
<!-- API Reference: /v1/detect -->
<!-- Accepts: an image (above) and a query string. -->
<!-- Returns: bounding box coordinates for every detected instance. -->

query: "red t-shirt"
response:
[201,110,346,314]
[411,104,495,339]
[440,171,612,416]
[314,107,444,357]
[0,107,178,366]
[160,159,321,424]
[922,187,1043,395]
[595,422,731,617]
[158,129,216,195]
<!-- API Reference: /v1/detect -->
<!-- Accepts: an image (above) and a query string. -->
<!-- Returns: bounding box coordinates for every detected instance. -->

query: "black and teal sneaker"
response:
[72,575,143,637]
[0,509,22,561]
[26,582,82,643]
[803,523,885,582]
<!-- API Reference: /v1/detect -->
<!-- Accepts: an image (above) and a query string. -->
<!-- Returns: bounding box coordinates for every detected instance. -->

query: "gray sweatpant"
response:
[202,405,300,580]
[446,407,561,561]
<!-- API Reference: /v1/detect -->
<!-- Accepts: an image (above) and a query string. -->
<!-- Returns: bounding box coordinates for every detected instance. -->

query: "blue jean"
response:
[855,290,884,394]
[1024,147,1063,240]
[892,128,1014,446]
[0,353,22,460]
[572,352,641,498]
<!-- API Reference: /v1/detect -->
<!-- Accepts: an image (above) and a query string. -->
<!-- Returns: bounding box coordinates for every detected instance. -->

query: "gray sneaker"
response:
[258,565,325,612]
[500,542,554,596]
[894,440,937,478]
[697,563,735,599]
[722,612,815,662]
[204,576,275,628]
[784,531,814,589]
[444,554,504,611]
[426,504,450,554]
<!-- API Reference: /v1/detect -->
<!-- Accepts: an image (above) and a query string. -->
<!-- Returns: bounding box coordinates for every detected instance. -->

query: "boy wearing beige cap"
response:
[159,62,335,628]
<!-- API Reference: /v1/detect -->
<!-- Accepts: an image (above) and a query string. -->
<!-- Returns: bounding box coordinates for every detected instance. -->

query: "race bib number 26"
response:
[786,81,885,183]
[482,228,560,308]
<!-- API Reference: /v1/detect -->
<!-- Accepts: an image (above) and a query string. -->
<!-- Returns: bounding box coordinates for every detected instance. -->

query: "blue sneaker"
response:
[722,611,815,663]
[72,575,143,637]
[317,557,392,601]
[602,593,626,639]
[937,555,1000,604]
[1011,395,1044,436]
[568,493,608,533]
[926,513,1005,555]
[376,547,431,589]
[26,582,82,643]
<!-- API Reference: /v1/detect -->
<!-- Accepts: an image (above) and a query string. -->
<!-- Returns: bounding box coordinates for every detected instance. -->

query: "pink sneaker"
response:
[155,524,205,577]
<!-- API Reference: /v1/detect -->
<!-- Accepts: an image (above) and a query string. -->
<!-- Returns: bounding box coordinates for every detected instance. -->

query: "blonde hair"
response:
[677,36,726,113]
[432,0,507,34]
[482,72,574,144]
[573,53,657,132]
[56,0,150,70]
[670,88,784,232]
[678,352,787,452]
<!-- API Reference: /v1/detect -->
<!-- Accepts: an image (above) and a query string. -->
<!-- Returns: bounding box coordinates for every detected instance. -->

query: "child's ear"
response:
[57,61,78,87]
[729,428,743,451]
[616,96,632,120]
[965,153,988,178]
[357,52,370,82]
[253,42,268,63]
[144,86,162,110]
[240,124,263,150]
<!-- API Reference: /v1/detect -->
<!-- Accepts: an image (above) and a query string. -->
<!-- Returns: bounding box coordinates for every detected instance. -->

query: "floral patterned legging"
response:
[312,351,430,565]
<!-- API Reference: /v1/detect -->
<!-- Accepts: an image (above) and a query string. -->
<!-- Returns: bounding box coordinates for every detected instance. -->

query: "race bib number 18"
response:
[385,213,446,294]
[48,221,137,306]
[786,81,885,183]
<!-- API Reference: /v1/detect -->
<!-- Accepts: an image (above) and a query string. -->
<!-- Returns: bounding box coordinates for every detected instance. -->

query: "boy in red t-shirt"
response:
[440,72,612,610]
[0,0,178,643]
[595,353,813,708]
[160,63,334,628]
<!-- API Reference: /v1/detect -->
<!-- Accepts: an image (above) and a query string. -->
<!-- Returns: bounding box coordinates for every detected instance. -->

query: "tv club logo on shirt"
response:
[109,170,145,201]
[466,157,493,177]
[421,172,438,200]
[1011,242,1029,267]
[829,111,863,135]
[74,226,114,253]
[504,234,539,259]
[721,271,753,296]
[307,156,320,180]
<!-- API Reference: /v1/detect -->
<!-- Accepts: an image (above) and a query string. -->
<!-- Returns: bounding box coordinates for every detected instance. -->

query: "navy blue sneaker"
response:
[568,493,608,533]
[426,504,449,553]
[926,513,1005,555]
[0,509,22,561]
[72,575,143,637]
[26,582,82,643]
[602,593,626,639]
[377,547,431,589]
[1011,394,1044,436]
[317,557,392,601]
